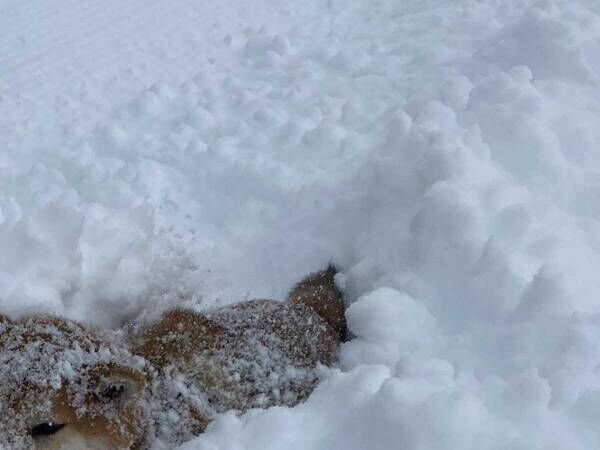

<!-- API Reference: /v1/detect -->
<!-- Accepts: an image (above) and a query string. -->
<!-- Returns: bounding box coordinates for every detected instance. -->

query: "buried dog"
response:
[0,266,347,449]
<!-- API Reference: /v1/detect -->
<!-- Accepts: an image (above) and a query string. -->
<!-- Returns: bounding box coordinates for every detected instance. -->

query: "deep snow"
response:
[3,0,600,448]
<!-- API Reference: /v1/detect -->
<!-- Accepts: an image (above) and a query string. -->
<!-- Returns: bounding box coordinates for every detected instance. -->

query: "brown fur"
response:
[133,309,225,368]
[50,384,144,449]
[288,264,347,341]
[0,315,147,449]
[0,266,347,449]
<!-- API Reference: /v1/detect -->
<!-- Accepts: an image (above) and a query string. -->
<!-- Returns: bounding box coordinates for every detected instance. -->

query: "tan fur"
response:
[0,266,346,449]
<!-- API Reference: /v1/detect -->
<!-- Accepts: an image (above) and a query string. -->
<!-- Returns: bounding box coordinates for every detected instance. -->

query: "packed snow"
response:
[3,0,600,448]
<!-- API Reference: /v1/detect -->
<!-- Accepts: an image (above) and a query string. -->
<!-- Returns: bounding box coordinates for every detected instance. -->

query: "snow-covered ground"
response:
[3,0,600,448]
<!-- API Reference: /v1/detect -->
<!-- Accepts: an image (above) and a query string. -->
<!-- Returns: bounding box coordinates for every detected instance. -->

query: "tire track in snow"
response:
[0,0,177,91]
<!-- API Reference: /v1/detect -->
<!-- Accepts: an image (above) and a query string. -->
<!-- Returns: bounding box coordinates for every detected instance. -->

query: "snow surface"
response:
[3,0,600,448]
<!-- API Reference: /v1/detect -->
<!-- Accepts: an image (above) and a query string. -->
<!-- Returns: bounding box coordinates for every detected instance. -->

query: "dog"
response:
[0,266,346,449]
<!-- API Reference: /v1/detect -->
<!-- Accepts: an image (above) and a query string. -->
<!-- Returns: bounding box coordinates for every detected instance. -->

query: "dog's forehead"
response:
[0,315,142,398]
[2,315,100,349]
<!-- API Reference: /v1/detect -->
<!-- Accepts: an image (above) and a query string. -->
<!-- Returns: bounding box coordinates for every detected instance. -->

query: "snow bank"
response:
[3,0,600,448]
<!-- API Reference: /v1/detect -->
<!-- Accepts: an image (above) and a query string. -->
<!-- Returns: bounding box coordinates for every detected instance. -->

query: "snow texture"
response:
[3,0,600,448]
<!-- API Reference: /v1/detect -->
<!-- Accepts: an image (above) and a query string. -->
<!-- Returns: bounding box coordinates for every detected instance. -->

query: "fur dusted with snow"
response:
[0,266,346,449]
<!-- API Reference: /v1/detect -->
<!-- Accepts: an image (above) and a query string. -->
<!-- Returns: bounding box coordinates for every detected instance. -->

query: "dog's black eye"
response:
[100,382,126,401]
[30,422,65,437]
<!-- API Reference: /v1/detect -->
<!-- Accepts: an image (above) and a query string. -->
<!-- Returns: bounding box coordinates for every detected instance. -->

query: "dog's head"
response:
[0,315,147,449]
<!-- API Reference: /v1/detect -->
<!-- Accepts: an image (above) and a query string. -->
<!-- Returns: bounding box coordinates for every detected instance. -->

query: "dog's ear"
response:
[288,264,348,341]
[88,365,146,407]
[132,309,225,367]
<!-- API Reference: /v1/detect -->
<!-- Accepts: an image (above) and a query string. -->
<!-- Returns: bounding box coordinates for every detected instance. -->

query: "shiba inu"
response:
[0,266,346,449]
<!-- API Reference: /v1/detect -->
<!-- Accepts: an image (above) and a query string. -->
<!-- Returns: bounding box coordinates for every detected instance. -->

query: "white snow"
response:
[3,0,600,448]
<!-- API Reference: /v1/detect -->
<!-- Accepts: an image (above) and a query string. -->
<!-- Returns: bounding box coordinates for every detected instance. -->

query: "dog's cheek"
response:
[52,398,142,450]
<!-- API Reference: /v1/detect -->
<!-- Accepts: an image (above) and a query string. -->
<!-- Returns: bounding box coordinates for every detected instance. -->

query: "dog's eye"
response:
[30,422,65,437]
[100,382,126,401]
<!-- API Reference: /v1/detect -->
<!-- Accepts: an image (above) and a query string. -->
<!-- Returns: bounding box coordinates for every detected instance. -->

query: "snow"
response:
[3,0,600,448]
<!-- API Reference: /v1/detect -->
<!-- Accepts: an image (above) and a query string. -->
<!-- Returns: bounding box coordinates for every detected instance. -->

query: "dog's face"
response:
[19,366,146,450]
[0,316,147,449]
